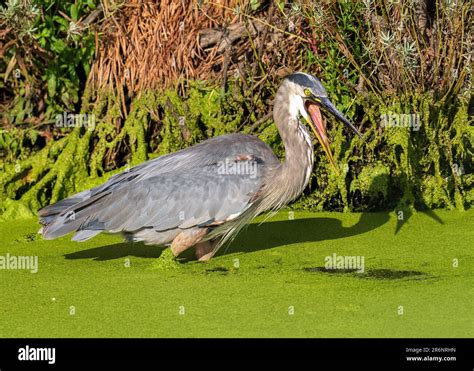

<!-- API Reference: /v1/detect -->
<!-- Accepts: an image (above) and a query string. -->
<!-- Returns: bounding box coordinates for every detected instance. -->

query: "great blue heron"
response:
[39,72,361,261]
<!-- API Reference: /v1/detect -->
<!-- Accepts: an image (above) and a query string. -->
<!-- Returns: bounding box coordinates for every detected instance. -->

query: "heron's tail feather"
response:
[39,190,107,241]
[71,229,102,241]
[38,190,89,225]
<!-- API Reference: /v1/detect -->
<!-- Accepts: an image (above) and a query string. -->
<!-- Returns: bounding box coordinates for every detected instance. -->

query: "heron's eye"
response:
[303,88,312,97]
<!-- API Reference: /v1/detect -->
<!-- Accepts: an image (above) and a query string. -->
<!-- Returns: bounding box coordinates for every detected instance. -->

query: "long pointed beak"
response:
[319,97,362,138]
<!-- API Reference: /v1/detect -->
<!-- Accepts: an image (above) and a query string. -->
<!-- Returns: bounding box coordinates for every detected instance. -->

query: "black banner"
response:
[0,338,472,368]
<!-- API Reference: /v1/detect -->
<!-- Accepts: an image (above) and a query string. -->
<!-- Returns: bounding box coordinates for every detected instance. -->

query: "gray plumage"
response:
[39,72,359,259]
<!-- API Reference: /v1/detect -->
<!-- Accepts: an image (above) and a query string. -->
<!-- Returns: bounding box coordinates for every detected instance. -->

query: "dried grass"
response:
[89,1,242,102]
[87,0,311,113]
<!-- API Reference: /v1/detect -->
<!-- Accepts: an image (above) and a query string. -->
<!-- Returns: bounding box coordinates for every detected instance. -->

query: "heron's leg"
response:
[171,228,208,257]
[195,239,220,261]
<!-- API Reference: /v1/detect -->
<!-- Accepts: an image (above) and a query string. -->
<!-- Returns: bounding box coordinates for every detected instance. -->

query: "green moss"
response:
[350,163,390,199]
[294,92,472,212]
[0,209,472,337]
[1,83,472,219]
[148,248,182,270]
[0,198,36,220]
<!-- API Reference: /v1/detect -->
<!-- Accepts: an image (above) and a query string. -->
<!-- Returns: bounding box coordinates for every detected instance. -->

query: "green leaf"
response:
[10,139,18,153]
[47,72,57,97]
[28,130,38,145]
[41,28,51,37]
[250,0,260,11]
[51,39,66,53]
[82,61,90,76]
[53,15,70,30]
[276,1,285,12]
[70,4,79,21]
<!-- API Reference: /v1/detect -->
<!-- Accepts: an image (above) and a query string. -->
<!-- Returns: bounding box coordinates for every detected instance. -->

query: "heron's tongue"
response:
[306,102,337,170]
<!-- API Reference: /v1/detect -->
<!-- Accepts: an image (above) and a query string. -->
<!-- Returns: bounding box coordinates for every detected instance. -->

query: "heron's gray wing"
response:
[43,161,264,239]
[41,133,280,240]
[97,165,262,233]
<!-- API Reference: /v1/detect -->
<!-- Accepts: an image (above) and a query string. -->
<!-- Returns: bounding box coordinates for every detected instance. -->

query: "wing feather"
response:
[40,133,281,241]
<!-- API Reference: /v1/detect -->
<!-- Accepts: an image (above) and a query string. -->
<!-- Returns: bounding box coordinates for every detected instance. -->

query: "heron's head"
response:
[283,72,361,169]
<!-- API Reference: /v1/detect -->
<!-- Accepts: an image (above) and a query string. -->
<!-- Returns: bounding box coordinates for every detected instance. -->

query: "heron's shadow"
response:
[65,212,392,261]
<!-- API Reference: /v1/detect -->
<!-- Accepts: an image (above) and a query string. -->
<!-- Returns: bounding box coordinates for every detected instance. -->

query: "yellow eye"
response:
[304,88,312,97]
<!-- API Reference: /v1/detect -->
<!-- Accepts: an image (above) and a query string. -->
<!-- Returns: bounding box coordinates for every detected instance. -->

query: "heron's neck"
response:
[262,87,314,210]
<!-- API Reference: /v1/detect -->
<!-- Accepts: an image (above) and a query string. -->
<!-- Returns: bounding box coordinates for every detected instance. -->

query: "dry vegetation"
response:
[88,0,312,115]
